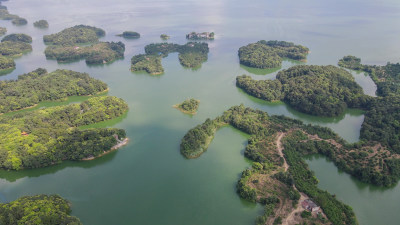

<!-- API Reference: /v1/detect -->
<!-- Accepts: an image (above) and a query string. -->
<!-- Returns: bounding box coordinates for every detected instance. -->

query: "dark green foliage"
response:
[0,96,128,169]
[0,55,14,70]
[238,40,309,68]
[301,210,312,218]
[11,17,27,25]
[43,25,105,45]
[45,41,125,64]
[237,65,366,116]
[2,33,32,43]
[176,98,200,113]
[0,194,82,225]
[0,8,19,20]
[180,118,219,158]
[131,54,163,74]
[0,68,108,113]
[236,169,257,202]
[33,19,49,28]
[186,32,214,40]
[117,31,140,38]
[0,27,6,36]
[0,40,32,56]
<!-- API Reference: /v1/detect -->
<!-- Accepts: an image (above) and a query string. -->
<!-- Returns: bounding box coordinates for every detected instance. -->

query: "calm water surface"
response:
[0,0,399,224]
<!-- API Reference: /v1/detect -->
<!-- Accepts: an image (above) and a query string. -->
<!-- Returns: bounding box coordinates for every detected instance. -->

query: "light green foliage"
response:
[33,19,49,28]
[43,25,105,45]
[0,40,32,57]
[160,34,170,40]
[2,33,32,43]
[0,194,82,225]
[45,41,125,64]
[176,98,199,113]
[0,55,14,70]
[0,27,6,36]
[0,96,128,169]
[0,68,108,113]
[131,54,164,74]
[238,40,309,68]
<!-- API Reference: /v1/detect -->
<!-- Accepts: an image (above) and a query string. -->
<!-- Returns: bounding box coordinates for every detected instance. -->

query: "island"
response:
[33,19,49,28]
[44,41,125,64]
[160,34,170,40]
[43,25,105,45]
[117,31,140,38]
[1,33,32,43]
[186,32,214,40]
[0,195,82,224]
[236,65,367,116]
[173,98,200,115]
[0,27,6,36]
[0,95,128,170]
[131,42,209,74]
[0,55,15,72]
[0,68,108,114]
[0,40,32,57]
[11,17,27,25]
[238,40,309,68]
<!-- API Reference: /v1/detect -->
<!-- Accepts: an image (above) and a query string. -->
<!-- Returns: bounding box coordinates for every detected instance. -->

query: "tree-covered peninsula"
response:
[0,7,27,25]
[43,25,105,45]
[0,55,14,71]
[0,95,128,170]
[45,41,125,64]
[117,31,140,38]
[0,68,108,114]
[237,65,367,116]
[238,40,309,69]
[181,105,374,224]
[33,19,49,28]
[173,98,200,115]
[2,33,32,43]
[0,194,82,225]
[131,42,209,74]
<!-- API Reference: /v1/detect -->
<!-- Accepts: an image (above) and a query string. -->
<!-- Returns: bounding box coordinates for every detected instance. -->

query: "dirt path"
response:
[276,132,289,172]
[282,192,307,225]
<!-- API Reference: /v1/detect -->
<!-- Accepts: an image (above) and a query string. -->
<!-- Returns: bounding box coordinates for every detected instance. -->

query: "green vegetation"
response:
[160,34,170,40]
[0,8,24,23]
[0,54,15,71]
[186,32,214,40]
[45,41,125,64]
[117,31,140,38]
[238,40,309,68]
[181,105,363,224]
[43,25,105,45]
[11,17,27,25]
[131,54,163,75]
[0,27,6,36]
[131,42,209,74]
[174,98,200,114]
[2,33,32,43]
[0,194,82,225]
[0,40,32,57]
[33,19,49,28]
[0,68,108,113]
[237,65,368,116]
[339,55,400,97]
[0,95,128,170]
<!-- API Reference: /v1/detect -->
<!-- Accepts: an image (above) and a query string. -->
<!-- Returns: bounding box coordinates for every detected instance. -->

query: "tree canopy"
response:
[43,25,105,45]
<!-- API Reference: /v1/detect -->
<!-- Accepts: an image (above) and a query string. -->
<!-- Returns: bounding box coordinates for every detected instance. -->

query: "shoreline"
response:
[82,137,130,161]
[172,104,197,115]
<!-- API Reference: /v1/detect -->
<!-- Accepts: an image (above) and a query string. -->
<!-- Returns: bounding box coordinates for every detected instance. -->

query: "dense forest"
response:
[237,65,367,116]
[174,98,200,114]
[0,40,32,57]
[117,31,140,38]
[238,40,309,69]
[0,68,108,113]
[181,105,368,224]
[0,55,14,70]
[2,33,31,43]
[43,25,105,45]
[45,41,125,64]
[0,95,128,170]
[0,194,82,225]
[131,42,209,74]
[33,19,49,28]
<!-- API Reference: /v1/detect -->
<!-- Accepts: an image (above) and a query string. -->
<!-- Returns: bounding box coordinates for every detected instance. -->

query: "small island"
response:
[43,24,105,45]
[160,34,170,40]
[0,54,15,72]
[117,31,140,38]
[186,32,214,40]
[0,40,32,57]
[173,98,200,115]
[11,17,27,25]
[131,54,163,75]
[2,33,32,43]
[0,27,6,36]
[33,19,49,28]
[238,40,309,68]
[0,195,82,224]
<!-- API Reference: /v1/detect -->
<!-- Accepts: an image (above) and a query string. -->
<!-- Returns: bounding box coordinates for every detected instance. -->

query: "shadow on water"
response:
[240,64,281,75]
[79,111,128,129]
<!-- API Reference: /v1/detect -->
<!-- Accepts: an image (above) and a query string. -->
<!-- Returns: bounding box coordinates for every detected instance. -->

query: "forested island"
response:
[33,19,49,28]
[0,33,32,72]
[186,32,214,40]
[0,39,31,57]
[43,25,105,45]
[173,98,200,114]
[2,33,32,43]
[11,17,27,25]
[45,41,125,64]
[160,34,170,40]
[236,65,367,116]
[0,7,27,26]
[117,31,140,38]
[131,42,209,74]
[238,40,309,69]
[0,194,82,224]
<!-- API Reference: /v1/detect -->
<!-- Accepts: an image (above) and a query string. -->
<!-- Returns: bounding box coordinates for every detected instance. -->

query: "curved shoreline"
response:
[82,137,130,161]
